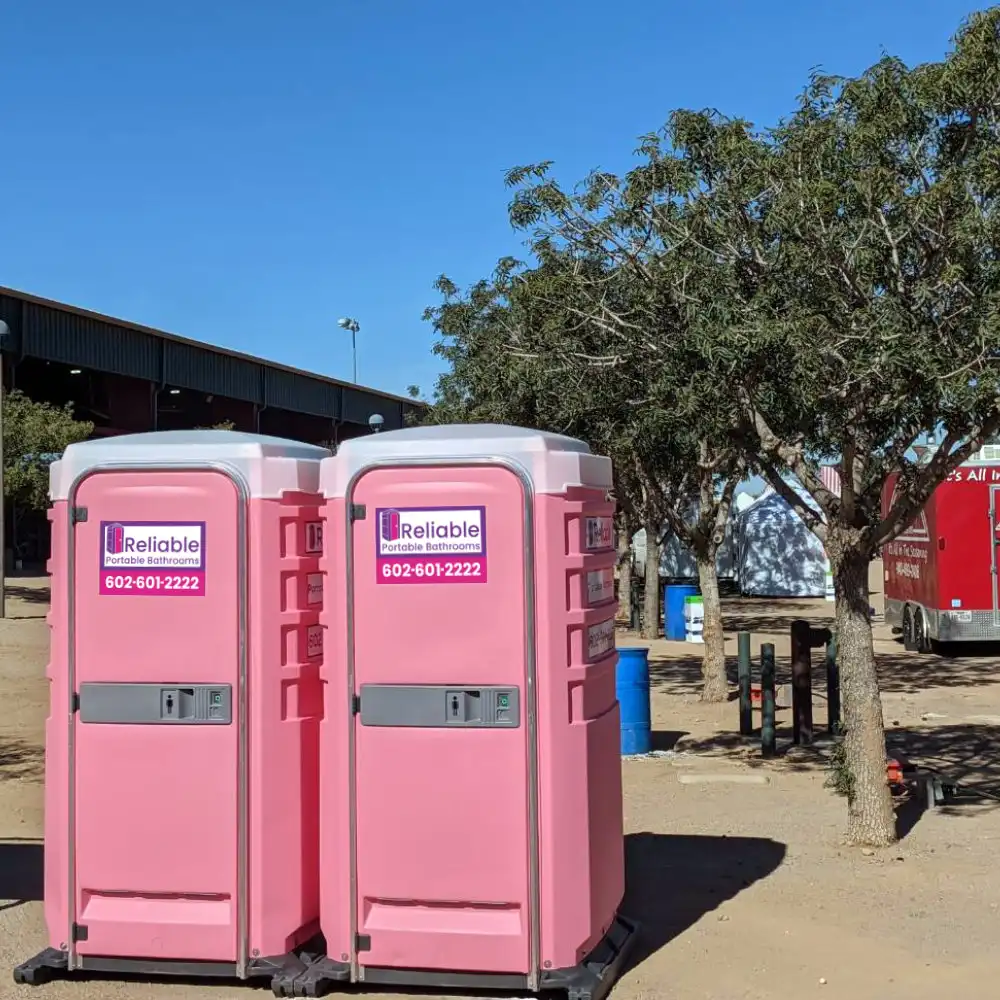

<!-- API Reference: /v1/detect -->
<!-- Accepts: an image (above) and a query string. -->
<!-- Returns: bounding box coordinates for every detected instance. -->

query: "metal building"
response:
[0,286,423,443]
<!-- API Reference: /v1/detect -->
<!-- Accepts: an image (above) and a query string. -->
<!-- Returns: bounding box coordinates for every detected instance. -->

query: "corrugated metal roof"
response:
[266,367,342,419]
[163,338,259,402]
[21,300,161,379]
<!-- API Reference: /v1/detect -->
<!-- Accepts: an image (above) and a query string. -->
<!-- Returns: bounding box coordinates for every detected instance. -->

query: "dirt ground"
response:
[4,565,1000,1000]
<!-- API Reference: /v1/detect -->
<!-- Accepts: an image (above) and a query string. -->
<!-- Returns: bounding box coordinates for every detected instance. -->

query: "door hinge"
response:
[350,503,367,522]
[351,694,361,715]
[71,506,88,524]
[71,693,80,713]
[71,922,88,942]
[355,933,371,953]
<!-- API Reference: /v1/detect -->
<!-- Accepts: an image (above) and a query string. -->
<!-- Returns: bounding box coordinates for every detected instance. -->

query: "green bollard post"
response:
[630,576,641,632]
[826,633,841,736]
[761,642,777,758]
[738,632,753,736]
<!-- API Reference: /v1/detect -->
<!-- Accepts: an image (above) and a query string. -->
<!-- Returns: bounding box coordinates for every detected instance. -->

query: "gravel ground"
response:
[4,569,1000,1000]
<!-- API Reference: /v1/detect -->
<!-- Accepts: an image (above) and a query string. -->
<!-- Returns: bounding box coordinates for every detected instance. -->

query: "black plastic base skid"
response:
[541,913,639,1000]
[271,954,350,998]
[270,913,639,1000]
[13,943,316,989]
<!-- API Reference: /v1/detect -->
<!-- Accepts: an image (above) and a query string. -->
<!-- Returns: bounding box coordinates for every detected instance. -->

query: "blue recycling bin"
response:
[664,584,698,640]
[615,646,651,755]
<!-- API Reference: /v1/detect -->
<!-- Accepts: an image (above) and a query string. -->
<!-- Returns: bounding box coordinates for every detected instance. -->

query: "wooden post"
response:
[738,631,753,736]
[760,643,777,758]
[790,619,814,746]
[826,633,841,736]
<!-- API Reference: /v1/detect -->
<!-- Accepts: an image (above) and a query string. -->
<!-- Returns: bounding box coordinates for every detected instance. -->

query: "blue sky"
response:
[0,0,982,398]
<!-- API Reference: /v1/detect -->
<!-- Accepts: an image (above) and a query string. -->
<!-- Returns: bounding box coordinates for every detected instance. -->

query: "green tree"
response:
[3,390,94,510]
[422,263,659,633]
[504,8,1000,844]
[686,9,1000,845]
[423,255,741,695]
[502,158,749,698]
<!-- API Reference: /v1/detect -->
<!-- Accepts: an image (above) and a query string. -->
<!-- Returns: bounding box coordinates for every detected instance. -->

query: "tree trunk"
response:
[641,520,661,640]
[833,543,896,846]
[617,518,634,627]
[696,550,728,702]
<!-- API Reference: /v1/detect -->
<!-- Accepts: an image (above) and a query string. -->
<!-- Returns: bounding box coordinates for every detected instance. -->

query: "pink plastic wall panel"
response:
[317,496,351,965]
[246,494,323,956]
[534,488,623,970]
[321,466,532,974]
[43,503,70,953]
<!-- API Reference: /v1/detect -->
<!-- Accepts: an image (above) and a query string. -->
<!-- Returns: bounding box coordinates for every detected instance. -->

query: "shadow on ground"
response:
[651,730,687,751]
[672,722,1000,781]
[0,841,43,909]
[0,736,44,781]
[668,722,1000,840]
[876,647,1000,693]
[721,598,833,636]
[885,724,1000,790]
[644,649,818,697]
[646,654,706,696]
[639,639,1000,699]
[3,584,51,605]
[622,832,786,971]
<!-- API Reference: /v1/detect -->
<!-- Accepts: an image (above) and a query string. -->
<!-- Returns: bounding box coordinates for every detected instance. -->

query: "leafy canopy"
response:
[499,8,1000,556]
[3,390,94,509]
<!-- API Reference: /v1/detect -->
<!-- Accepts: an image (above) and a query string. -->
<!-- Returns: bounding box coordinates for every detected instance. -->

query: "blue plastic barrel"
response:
[664,584,698,640]
[615,647,652,755]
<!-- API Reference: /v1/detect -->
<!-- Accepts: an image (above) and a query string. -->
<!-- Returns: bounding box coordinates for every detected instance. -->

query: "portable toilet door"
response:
[67,461,248,969]
[347,461,535,978]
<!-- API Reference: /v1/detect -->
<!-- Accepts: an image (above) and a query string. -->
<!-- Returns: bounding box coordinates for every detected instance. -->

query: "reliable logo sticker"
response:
[584,516,614,551]
[375,506,487,584]
[100,521,206,596]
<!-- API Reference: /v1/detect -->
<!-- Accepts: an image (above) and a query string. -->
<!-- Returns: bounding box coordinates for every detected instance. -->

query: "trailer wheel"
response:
[913,610,931,654]
[902,606,917,652]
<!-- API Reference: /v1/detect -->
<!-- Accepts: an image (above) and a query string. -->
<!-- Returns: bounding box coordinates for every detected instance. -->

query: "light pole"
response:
[0,320,8,619]
[337,317,360,384]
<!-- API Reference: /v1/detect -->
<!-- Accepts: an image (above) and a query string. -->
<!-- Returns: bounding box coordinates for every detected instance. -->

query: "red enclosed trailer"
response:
[883,461,1000,650]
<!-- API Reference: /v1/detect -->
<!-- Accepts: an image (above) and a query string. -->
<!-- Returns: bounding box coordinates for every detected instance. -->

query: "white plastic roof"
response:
[322,423,613,497]
[50,430,330,500]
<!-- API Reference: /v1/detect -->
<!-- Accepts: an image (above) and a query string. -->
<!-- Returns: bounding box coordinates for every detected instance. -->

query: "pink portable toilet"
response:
[15,430,330,989]
[276,425,636,1000]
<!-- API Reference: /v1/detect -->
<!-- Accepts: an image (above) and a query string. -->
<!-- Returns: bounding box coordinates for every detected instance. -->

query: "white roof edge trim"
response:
[49,430,330,501]
[321,424,613,498]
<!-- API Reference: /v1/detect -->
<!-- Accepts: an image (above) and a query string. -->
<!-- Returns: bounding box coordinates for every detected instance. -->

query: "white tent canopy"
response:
[628,486,764,582]
[735,485,830,598]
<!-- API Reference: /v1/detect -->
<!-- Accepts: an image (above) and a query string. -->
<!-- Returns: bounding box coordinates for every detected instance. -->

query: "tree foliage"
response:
[426,8,1000,844]
[3,390,94,510]
[425,250,742,694]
